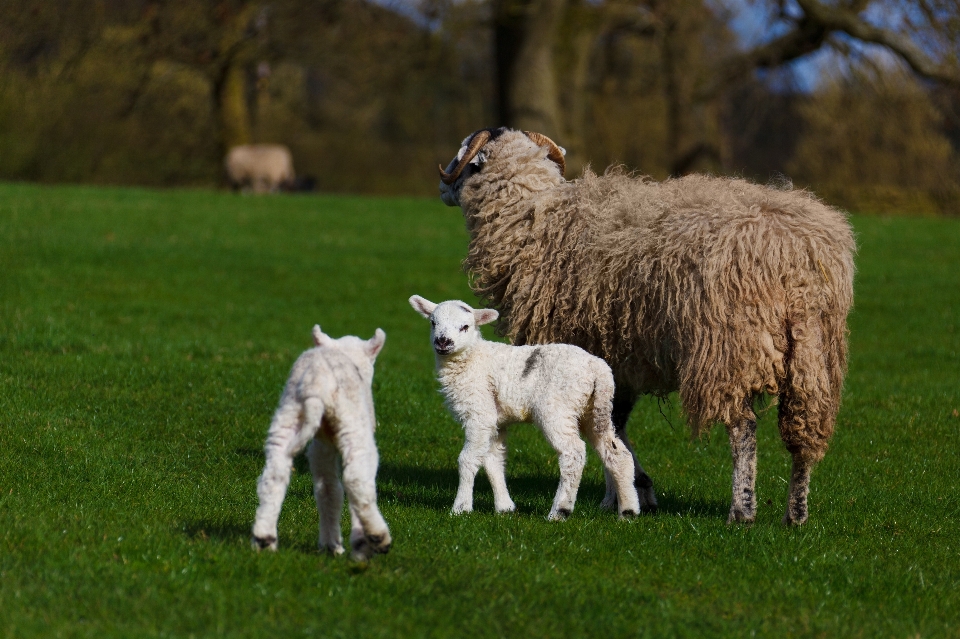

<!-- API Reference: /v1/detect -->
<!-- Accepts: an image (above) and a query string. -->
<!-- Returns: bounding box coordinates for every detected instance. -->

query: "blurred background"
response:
[2,0,960,213]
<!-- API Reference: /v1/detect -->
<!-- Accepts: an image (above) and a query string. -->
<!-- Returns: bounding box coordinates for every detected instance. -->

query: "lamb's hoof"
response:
[251,535,277,552]
[451,503,473,515]
[320,543,345,556]
[495,501,517,514]
[619,509,637,519]
[351,534,391,561]
[548,508,572,521]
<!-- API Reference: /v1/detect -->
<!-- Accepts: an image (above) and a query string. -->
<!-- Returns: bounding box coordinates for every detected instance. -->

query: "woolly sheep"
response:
[409,295,641,520]
[225,144,295,194]
[437,127,856,525]
[251,326,391,560]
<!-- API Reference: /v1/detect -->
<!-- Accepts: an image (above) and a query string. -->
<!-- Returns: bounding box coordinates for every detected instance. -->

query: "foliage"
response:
[1,183,958,636]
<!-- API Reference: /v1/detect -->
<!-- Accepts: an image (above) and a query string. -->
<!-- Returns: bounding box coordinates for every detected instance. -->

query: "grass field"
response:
[1,182,958,638]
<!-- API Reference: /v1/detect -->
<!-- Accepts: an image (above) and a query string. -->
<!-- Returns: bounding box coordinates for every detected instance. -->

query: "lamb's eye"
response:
[430,320,435,327]
[459,325,469,332]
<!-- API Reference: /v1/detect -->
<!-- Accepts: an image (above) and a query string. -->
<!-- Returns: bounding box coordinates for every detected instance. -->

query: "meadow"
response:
[0,182,958,637]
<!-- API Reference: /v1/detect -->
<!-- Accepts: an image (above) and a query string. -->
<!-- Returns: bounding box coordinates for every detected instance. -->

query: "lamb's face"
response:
[409,295,498,357]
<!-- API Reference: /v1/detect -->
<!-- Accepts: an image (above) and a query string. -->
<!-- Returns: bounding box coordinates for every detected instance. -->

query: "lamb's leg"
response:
[252,398,321,550]
[482,428,515,513]
[726,408,758,524]
[339,427,391,561]
[584,426,640,518]
[539,420,586,521]
[452,424,494,515]
[307,435,344,555]
[607,387,658,512]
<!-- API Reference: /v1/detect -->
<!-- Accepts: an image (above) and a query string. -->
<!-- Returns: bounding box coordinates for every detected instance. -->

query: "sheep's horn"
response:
[523,131,565,177]
[439,130,492,185]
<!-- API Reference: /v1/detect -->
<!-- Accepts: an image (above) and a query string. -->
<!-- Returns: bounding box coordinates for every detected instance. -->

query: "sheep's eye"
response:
[430,320,435,327]
[459,325,469,333]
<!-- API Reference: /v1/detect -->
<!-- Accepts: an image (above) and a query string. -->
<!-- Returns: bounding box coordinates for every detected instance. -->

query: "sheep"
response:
[225,144,295,194]
[409,294,642,520]
[436,127,856,525]
[251,325,391,561]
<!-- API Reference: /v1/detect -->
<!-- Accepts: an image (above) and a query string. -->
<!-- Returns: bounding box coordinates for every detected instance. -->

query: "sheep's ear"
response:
[409,295,437,319]
[473,308,499,326]
[312,325,334,347]
[366,328,386,359]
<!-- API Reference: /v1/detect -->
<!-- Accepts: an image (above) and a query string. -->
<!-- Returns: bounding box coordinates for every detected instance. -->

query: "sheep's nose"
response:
[434,336,453,352]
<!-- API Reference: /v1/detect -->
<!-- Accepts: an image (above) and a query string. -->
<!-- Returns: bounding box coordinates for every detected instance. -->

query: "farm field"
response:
[0,182,958,638]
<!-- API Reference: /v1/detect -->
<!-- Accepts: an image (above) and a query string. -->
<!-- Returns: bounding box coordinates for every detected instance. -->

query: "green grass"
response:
[1,182,958,638]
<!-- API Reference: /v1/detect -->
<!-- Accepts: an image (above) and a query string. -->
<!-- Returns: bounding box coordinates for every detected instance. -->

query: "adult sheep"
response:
[437,127,855,525]
[225,144,295,193]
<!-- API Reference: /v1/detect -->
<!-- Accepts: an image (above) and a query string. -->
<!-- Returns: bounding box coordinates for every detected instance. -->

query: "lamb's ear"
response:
[312,325,334,347]
[366,328,386,359]
[408,295,437,319]
[473,308,499,326]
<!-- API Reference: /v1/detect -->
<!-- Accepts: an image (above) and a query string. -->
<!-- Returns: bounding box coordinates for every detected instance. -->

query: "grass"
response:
[0,182,958,638]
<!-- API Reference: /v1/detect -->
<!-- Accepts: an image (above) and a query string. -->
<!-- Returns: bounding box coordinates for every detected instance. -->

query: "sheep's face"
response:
[439,128,566,207]
[409,295,498,357]
[312,326,386,382]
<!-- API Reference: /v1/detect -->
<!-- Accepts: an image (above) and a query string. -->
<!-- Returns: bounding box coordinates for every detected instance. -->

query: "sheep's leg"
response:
[784,452,816,526]
[482,428,515,513]
[607,388,658,512]
[252,398,322,550]
[539,420,586,521]
[583,426,640,518]
[339,427,391,561]
[453,424,495,515]
[726,410,758,524]
[307,435,344,555]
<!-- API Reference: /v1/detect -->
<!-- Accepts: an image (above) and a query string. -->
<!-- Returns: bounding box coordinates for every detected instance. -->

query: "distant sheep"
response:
[409,295,641,520]
[251,326,391,561]
[437,127,856,525]
[225,144,295,194]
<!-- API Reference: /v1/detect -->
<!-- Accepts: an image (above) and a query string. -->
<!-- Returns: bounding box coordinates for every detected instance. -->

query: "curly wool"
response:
[459,132,855,458]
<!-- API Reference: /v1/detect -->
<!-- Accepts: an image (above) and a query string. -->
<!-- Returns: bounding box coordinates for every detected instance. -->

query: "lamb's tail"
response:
[590,360,617,434]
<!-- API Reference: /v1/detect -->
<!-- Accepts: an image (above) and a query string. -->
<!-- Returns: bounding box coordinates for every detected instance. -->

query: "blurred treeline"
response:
[2,0,960,213]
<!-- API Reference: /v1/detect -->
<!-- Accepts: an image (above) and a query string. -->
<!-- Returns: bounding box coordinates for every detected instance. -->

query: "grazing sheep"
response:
[225,144,295,193]
[251,326,391,560]
[437,127,856,525]
[409,295,641,520]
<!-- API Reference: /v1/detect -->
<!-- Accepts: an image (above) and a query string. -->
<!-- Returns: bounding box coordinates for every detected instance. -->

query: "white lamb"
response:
[251,325,391,561]
[409,295,641,520]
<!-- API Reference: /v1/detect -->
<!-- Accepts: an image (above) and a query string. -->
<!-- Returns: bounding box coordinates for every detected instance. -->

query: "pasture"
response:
[0,182,958,637]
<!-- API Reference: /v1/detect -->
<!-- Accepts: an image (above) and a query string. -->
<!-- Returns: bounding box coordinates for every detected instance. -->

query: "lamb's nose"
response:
[434,336,453,350]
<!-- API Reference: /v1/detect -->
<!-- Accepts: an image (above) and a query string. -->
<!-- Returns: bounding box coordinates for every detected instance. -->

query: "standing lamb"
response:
[436,127,856,525]
[409,295,641,520]
[251,326,391,561]
[225,144,295,193]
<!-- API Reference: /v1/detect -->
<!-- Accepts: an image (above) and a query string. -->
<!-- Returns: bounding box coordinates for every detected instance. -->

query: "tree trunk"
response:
[219,60,252,150]
[494,0,567,137]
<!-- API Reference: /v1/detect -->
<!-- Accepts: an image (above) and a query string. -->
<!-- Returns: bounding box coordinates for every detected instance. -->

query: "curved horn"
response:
[523,131,565,177]
[439,130,492,185]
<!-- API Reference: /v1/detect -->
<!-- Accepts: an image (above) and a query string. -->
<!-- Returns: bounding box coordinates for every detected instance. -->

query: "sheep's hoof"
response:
[619,509,637,519]
[451,503,473,515]
[782,512,808,526]
[320,543,345,556]
[726,509,756,525]
[251,535,278,552]
[495,502,516,514]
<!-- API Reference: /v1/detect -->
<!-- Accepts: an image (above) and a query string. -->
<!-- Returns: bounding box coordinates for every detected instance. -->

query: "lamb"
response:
[436,127,856,525]
[251,325,391,561]
[409,294,641,520]
[225,144,295,193]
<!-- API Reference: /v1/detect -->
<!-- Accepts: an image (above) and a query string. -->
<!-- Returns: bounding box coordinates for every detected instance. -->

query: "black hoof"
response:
[557,508,571,519]
[620,509,637,519]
